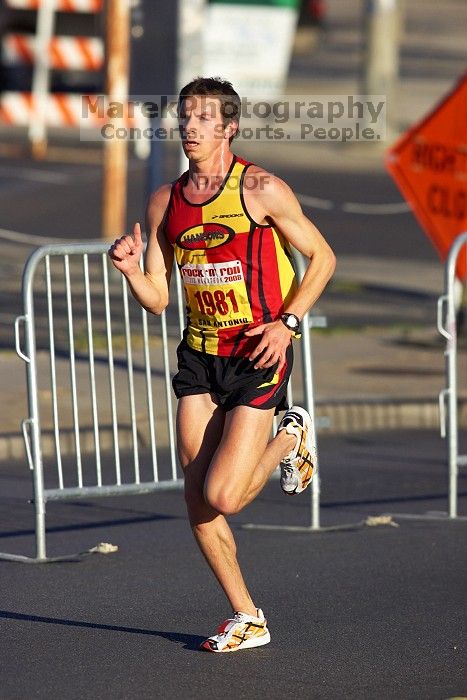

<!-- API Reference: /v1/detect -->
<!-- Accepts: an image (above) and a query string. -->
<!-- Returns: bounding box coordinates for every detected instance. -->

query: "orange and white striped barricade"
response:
[0,92,147,131]
[4,0,103,12]
[2,34,104,71]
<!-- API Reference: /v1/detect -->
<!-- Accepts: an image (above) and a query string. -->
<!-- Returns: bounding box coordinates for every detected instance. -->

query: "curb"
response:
[0,424,137,463]
[1,397,466,463]
[316,397,467,435]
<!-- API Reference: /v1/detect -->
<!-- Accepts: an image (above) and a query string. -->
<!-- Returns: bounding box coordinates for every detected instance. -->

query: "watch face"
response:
[284,314,299,329]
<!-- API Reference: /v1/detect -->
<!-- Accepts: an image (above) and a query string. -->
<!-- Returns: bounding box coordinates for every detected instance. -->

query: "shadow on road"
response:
[0,511,181,540]
[0,610,204,651]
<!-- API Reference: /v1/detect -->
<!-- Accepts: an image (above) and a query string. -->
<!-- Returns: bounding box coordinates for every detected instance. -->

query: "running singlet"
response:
[164,155,297,357]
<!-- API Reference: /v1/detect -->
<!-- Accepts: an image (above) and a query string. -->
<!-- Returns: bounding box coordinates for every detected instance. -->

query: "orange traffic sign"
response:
[386,73,467,280]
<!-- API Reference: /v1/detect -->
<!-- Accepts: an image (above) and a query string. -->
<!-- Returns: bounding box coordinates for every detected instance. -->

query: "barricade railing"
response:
[4,242,185,562]
[437,231,467,519]
[0,242,324,562]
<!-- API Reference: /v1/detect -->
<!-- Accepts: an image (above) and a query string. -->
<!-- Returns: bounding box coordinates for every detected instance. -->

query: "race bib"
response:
[181,260,253,329]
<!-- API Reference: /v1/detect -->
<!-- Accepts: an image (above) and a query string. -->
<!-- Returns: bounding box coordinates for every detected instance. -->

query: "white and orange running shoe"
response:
[200,609,270,653]
[277,405,316,495]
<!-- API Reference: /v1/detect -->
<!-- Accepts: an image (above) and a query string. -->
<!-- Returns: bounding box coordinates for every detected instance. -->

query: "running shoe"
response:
[277,405,315,495]
[200,609,270,653]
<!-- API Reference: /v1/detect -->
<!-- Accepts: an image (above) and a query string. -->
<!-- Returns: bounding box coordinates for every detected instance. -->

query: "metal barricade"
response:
[5,242,185,562]
[1,242,324,561]
[437,231,467,519]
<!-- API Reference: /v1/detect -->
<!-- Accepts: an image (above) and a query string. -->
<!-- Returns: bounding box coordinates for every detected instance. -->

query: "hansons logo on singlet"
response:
[176,223,234,250]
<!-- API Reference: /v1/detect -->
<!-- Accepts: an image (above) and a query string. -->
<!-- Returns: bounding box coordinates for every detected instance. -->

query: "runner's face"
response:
[179,96,227,160]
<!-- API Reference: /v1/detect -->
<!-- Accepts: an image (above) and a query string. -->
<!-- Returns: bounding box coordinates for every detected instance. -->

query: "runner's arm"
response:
[142,185,174,313]
[108,184,173,315]
[261,174,336,319]
[245,173,335,369]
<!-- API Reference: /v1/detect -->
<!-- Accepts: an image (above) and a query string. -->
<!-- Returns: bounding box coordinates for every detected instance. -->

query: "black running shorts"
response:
[172,340,293,414]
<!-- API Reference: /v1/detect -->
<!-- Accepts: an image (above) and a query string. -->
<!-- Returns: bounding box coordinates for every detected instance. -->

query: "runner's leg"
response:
[205,404,295,515]
[178,394,258,616]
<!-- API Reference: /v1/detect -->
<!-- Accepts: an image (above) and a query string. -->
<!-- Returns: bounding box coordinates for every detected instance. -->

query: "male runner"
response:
[109,77,335,653]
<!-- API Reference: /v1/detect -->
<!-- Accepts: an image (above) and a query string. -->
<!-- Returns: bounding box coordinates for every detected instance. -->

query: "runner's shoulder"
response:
[146,183,172,227]
[242,165,294,204]
[147,183,172,210]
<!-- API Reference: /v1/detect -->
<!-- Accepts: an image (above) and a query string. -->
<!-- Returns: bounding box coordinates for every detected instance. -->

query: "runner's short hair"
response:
[178,77,241,143]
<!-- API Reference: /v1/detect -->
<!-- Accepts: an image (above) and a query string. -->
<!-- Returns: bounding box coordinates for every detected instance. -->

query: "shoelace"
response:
[281,465,299,487]
[282,456,298,469]
[218,613,247,637]
[281,421,302,462]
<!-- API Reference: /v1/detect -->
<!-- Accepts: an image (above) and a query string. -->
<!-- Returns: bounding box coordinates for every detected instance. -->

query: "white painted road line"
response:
[0,166,72,184]
[296,193,334,210]
[0,191,411,248]
[0,166,410,216]
[297,193,410,215]
[341,201,411,215]
[0,228,68,245]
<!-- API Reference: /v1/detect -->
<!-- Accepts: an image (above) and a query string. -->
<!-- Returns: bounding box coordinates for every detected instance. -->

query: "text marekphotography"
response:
[80,95,387,143]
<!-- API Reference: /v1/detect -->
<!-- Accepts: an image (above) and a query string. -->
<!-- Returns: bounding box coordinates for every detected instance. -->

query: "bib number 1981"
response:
[193,289,238,316]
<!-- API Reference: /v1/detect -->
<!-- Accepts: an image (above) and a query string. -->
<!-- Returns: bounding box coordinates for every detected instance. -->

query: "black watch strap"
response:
[280,313,301,338]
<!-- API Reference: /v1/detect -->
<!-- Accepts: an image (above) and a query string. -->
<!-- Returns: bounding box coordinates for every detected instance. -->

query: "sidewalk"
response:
[1,251,465,462]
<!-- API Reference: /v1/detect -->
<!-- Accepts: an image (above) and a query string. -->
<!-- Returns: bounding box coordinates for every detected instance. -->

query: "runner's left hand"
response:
[244,320,292,371]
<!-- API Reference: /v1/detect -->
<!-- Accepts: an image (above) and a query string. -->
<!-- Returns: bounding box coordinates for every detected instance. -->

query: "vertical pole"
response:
[293,250,321,530]
[147,131,163,198]
[102,254,122,484]
[102,0,131,239]
[446,286,458,519]
[23,258,47,560]
[176,0,206,176]
[445,239,463,518]
[29,0,56,159]
[302,311,320,531]
[362,0,403,138]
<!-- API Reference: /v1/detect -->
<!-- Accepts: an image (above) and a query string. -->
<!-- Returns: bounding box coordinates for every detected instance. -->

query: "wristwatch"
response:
[280,313,301,336]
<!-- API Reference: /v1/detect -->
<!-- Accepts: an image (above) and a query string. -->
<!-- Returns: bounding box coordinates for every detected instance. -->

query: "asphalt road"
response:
[0,429,465,700]
[0,152,435,258]
[0,3,466,696]
[0,151,440,351]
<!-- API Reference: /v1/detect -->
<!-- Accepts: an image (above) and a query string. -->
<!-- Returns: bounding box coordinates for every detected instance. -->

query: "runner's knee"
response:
[204,483,243,516]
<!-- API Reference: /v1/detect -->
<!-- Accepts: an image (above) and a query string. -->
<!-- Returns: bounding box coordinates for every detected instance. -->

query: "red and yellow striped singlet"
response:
[164,155,297,357]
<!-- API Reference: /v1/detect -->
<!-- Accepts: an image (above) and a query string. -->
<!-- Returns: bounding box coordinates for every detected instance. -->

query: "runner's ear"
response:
[224,123,235,138]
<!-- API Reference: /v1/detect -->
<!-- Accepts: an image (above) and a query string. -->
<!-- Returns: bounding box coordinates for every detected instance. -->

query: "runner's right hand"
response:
[108,222,144,276]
